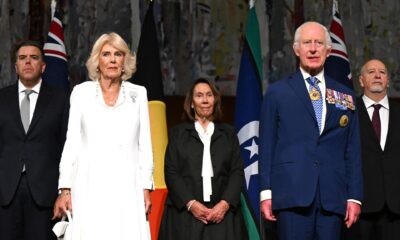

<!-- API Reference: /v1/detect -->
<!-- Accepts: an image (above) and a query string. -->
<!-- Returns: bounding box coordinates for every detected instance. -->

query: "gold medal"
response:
[309,87,321,101]
[339,115,349,127]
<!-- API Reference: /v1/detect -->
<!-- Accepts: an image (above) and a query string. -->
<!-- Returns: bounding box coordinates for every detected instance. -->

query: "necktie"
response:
[306,76,323,132]
[371,104,382,142]
[21,89,33,133]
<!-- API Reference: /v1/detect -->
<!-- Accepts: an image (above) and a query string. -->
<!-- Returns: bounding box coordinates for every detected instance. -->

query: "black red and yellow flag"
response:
[133,1,168,239]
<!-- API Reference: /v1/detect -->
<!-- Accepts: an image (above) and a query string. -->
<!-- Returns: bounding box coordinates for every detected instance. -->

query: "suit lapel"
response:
[384,100,396,152]
[211,123,223,144]
[357,97,382,148]
[28,83,53,133]
[287,71,317,123]
[185,123,201,142]
[323,76,337,129]
[8,84,27,134]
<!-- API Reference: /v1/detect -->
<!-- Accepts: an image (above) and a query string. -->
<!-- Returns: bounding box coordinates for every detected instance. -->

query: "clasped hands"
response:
[188,199,230,224]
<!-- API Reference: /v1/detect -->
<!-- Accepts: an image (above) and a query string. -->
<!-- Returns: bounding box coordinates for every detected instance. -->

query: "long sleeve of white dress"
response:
[58,85,82,189]
[135,86,154,190]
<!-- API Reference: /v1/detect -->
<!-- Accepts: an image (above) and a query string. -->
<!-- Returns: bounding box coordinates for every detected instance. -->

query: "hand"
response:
[53,189,72,220]
[189,201,211,224]
[143,189,152,215]
[260,199,277,221]
[344,201,361,228]
[206,200,230,224]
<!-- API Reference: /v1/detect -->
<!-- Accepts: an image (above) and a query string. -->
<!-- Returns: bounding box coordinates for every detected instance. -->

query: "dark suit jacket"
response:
[160,122,247,240]
[259,71,363,216]
[164,122,244,210]
[357,97,400,214]
[0,82,69,207]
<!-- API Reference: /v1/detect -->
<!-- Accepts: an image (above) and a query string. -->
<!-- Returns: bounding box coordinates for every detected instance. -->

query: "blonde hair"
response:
[86,32,136,81]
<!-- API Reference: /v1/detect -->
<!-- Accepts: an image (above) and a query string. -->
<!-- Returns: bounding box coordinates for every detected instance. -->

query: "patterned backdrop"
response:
[0,0,399,96]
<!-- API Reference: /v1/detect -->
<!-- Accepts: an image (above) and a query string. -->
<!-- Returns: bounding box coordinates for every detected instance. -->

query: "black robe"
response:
[159,122,248,240]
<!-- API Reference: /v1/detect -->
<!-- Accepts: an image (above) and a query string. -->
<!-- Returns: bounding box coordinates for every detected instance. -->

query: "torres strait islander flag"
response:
[42,2,69,90]
[324,0,353,89]
[133,2,168,239]
[234,1,262,239]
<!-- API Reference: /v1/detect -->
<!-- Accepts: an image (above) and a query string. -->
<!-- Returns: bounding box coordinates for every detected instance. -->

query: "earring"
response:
[122,68,125,73]
[96,68,99,72]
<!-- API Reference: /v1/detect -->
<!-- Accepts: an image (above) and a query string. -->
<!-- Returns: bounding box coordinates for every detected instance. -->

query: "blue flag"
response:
[324,0,353,89]
[234,4,262,240]
[42,8,69,90]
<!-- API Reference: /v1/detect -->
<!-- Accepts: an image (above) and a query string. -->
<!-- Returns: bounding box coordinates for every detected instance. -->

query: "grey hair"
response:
[360,59,390,80]
[293,21,332,49]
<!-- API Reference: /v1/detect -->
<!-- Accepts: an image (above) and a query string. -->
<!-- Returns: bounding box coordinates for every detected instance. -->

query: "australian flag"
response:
[324,0,353,89]
[42,7,69,90]
[234,3,262,239]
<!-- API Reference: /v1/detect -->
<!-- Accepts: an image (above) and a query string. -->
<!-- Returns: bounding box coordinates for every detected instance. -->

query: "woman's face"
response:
[192,83,215,120]
[98,43,125,81]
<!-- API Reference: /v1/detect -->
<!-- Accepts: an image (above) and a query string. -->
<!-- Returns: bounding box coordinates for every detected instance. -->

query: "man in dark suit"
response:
[259,21,363,240]
[0,40,69,240]
[347,59,400,240]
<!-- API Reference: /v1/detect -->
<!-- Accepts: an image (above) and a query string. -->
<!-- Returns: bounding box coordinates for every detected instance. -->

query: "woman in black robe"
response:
[159,78,248,240]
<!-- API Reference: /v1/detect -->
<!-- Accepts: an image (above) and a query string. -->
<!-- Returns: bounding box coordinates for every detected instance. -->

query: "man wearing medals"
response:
[259,21,362,240]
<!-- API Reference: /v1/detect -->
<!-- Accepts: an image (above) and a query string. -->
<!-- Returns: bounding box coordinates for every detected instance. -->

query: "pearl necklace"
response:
[96,81,126,107]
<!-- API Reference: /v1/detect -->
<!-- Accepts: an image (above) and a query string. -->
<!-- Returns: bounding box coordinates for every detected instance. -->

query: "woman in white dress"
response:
[53,32,154,240]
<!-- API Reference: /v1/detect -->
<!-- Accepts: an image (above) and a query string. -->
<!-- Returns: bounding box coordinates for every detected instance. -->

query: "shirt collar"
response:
[18,79,42,94]
[299,67,325,84]
[194,121,215,136]
[362,94,389,110]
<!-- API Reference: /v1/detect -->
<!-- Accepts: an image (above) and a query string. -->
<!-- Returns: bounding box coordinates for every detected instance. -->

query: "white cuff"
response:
[348,199,362,206]
[260,190,272,202]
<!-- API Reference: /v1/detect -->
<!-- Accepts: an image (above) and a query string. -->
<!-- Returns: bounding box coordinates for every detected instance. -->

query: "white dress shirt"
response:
[18,79,42,122]
[362,95,389,150]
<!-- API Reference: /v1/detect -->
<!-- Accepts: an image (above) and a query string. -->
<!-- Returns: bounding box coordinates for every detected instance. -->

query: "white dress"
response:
[58,81,154,240]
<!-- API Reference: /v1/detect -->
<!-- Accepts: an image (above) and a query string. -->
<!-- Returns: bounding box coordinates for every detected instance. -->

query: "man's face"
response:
[294,23,331,75]
[359,59,389,96]
[15,46,45,87]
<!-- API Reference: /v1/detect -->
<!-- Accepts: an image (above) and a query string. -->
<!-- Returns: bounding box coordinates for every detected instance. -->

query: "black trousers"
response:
[342,205,400,240]
[0,173,56,240]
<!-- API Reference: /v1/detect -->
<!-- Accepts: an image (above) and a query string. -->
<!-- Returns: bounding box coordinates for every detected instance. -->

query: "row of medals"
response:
[309,87,353,127]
